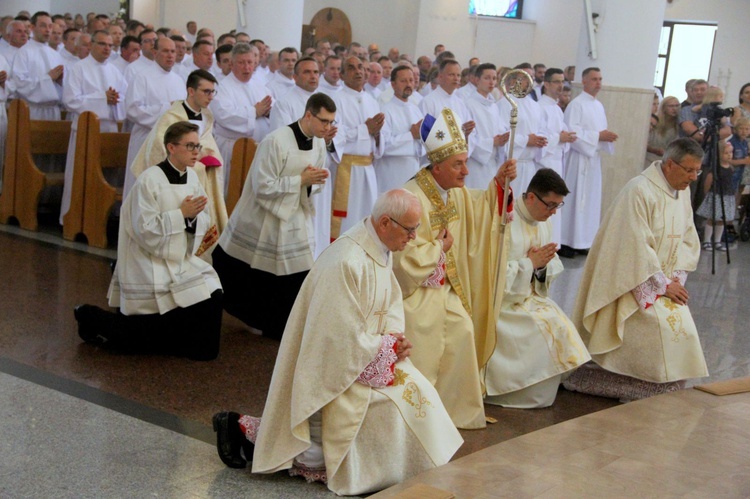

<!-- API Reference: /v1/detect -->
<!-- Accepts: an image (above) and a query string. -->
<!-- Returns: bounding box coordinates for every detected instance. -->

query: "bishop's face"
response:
[431,152,469,189]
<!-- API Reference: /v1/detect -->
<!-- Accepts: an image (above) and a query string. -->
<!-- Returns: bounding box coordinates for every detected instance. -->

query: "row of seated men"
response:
[73,94,708,494]
[0,11,616,265]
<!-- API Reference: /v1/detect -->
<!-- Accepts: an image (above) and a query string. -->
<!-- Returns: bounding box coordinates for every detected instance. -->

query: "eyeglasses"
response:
[389,217,420,235]
[672,159,702,176]
[94,42,115,48]
[176,142,203,152]
[198,88,218,96]
[312,113,337,127]
[531,192,564,210]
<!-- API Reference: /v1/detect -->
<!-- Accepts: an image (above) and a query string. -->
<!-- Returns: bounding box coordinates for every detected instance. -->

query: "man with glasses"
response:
[565,138,708,401]
[269,57,336,257]
[212,93,334,340]
[393,107,516,430]
[60,29,127,225]
[127,69,227,234]
[123,28,157,81]
[538,67,577,244]
[74,121,224,361]
[484,168,590,408]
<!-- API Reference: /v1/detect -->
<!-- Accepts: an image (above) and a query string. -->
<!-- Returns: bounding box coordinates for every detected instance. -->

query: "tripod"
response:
[701,119,731,274]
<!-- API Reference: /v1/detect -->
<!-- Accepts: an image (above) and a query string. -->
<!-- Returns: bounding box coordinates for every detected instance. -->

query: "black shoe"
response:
[558,245,575,258]
[74,305,110,346]
[212,411,250,469]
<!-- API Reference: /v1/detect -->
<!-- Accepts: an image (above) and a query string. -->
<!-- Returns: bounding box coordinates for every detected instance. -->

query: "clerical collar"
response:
[365,217,391,262]
[157,159,188,185]
[656,161,678,198]
[434,178,449,203]
[289,121,313,151]
[182,101,202,120]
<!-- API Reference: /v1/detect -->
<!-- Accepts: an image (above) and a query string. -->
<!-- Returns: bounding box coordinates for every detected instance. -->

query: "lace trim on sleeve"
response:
[420,250,446,288]
[632,271,669,310]
[356,334,398,388]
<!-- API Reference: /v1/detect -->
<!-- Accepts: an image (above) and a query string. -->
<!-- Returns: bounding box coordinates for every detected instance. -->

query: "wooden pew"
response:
[62,111,129,248]
[225,138,257,216]
[0,99,69,231]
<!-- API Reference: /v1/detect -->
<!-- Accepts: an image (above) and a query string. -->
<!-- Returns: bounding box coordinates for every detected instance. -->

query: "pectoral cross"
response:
[373,294,389,334]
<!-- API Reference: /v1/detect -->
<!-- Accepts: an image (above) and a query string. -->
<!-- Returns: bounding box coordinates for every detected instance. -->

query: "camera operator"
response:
[680,82,732,143]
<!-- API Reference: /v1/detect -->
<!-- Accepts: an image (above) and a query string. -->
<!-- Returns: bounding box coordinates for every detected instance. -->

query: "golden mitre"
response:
[420,107,468,164]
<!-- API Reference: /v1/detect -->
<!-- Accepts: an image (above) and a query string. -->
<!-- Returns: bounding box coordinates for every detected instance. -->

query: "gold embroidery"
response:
[414,168,471,314]
[392,368,408,386]
[662,297,678,311]
[402,380,434,418]
[426,109,468,164]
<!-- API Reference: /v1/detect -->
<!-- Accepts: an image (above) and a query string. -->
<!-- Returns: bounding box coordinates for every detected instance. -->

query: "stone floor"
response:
[0,222,748,497]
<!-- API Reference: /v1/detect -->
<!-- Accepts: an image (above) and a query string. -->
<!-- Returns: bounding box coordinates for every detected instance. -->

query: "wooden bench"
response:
[62,111,129,248]
[0,99,69,231]
[225,137,257,216]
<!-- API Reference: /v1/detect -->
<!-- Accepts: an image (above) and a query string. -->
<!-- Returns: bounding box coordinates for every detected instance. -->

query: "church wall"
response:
[302,0,420,58]
[148,0,236,37]
[2,0,123,18]
[525,0,583,71]
[665,0,750,109]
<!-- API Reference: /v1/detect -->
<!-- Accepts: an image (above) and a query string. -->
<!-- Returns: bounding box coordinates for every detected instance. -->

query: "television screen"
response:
[469,0,523,19]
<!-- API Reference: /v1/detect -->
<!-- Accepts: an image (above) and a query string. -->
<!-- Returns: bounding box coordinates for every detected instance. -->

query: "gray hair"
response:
[371,189,421,221]
[6,20,23,36]
[75,33,91,47]
[231,42,253,58]
[663,138,705,164]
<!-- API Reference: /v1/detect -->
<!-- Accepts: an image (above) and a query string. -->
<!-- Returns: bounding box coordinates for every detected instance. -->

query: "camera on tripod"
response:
[704,102,734,122]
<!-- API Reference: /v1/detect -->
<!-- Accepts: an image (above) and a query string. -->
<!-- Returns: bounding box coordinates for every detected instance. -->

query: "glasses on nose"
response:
[312,114,337,127]
[672,159,702,176]
[199,88,218,96]
[177,142,203,152]
[389,217,420,235]
[531,192,564,211]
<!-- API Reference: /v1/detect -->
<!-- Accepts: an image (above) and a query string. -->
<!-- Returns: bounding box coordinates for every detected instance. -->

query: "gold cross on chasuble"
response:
[414,168,471,314]
[373,294,389,335]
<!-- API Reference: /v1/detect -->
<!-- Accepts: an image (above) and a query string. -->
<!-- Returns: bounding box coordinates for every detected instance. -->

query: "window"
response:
[469,0,523,19]
[655,21,717,100]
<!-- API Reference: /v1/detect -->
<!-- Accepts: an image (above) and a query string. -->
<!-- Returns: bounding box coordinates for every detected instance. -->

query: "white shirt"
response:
[211,72,272,142]
[265,71,295,100]
[11,38,64,108]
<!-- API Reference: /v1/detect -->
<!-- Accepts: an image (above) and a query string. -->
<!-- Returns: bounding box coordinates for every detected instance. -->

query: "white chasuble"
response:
[573,162,708,383]
[219,125,326,275]
[252,220,462,496]
[485,199,590,403]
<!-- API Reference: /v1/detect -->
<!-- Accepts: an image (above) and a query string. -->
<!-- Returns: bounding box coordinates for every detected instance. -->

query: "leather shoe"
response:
[557,245,575,259]
[74,304,109,345]
[213,411,250,468]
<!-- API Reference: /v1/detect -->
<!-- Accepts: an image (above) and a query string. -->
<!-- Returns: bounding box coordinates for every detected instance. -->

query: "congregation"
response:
[0,8,719,496]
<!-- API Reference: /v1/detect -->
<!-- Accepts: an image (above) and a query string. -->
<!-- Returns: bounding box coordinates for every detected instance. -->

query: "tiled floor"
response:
[1,223,748,497]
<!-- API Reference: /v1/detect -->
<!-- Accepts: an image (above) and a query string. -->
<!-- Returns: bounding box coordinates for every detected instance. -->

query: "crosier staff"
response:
[499,69,533,225]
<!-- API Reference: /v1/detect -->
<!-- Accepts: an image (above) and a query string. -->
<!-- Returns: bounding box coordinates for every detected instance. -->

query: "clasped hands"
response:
[301,165,329,186]
[389,332,412,362]
[664,277,689,306]
[180,195,208,218]
[527,242,557,270]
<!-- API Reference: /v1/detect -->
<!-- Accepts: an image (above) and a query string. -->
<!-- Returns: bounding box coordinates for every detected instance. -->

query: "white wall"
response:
[153,0,236,37]
[2,0,120,17]
[525,0,582,70]
[665,0,750,108]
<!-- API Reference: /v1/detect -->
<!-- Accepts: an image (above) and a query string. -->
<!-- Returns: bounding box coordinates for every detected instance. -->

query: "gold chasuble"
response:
[129,101,228,236]
[572,162,708,383]
[394,168,509,429]
[252,220,462,496]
